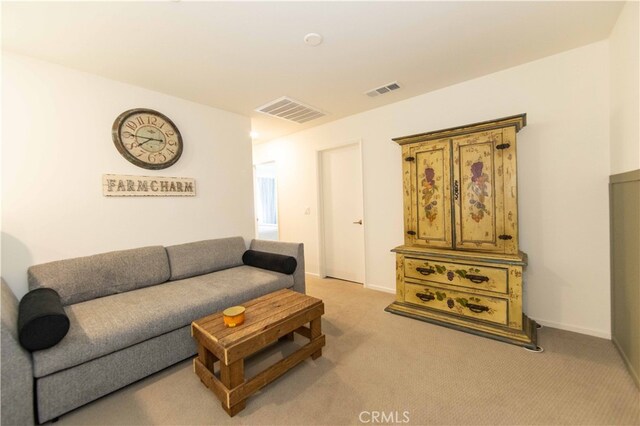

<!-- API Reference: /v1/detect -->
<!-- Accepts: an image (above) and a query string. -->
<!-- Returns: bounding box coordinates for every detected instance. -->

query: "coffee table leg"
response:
[310,317,322,360]
[279,332,295,341]
[220,359,245,416]
[198,345,217,372]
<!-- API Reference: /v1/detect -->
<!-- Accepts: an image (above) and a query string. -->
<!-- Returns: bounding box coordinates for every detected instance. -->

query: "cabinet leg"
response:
[523,345,544,353]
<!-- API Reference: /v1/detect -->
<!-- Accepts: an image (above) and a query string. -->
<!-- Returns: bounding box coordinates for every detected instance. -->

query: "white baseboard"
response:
[307,273,610,339]
[363,283,396,294]
[307,272,610,339]
[533,318,611,339]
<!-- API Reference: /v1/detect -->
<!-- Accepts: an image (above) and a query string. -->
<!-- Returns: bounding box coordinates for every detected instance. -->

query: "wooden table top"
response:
[192,289,323,349]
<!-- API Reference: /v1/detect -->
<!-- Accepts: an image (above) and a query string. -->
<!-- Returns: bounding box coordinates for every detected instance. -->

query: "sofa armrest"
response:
[249,240,305,294]
[1,279,35,426]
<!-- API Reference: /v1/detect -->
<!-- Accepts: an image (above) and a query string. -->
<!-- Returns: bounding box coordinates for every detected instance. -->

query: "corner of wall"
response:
[609,1,640,175]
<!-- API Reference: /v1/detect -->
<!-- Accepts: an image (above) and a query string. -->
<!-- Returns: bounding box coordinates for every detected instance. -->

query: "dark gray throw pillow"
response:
[242,250,297,275]
[18,288,70,351]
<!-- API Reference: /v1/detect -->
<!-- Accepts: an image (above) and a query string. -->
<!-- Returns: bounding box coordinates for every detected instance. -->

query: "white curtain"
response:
[257,177,277,225]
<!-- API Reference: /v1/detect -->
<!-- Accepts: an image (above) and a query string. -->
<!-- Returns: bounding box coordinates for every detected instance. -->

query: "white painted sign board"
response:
[103,174,196,197]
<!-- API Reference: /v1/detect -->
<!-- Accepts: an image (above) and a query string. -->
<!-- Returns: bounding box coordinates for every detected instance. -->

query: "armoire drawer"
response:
[404,282,508,326]
[404,257,508,294]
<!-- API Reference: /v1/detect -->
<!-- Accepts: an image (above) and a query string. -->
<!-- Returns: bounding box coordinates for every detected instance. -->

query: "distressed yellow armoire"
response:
[385,114,538,349]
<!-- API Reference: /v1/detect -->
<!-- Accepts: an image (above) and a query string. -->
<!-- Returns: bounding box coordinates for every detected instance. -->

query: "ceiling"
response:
[2,1,624,142]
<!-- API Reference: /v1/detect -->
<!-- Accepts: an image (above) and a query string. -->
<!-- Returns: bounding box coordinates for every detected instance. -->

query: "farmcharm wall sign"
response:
[103,174,196,197]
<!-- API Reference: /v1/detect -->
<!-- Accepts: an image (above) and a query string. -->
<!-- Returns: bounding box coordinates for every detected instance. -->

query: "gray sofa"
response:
[1,237,305,425]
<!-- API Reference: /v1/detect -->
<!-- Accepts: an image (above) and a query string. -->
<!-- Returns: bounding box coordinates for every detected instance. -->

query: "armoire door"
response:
[404,139,453,248]
[452,130,507,253]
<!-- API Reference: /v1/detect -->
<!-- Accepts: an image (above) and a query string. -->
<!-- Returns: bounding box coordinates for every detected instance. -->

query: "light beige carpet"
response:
[54,276,639,425]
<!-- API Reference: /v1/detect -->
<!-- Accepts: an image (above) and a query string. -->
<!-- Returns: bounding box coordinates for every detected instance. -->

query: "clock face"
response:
[112,108,183,170]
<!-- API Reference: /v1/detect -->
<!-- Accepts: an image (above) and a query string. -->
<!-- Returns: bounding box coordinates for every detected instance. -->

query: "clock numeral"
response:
[167,148,175,155]
[136,116,145,126]
[146,153,167,163]
[125,121,138,131]
[148,116,157,125]
[136,151,145,158]
[165,130,175,137]
[158,121,165,129]
[168,140,176,146]
[122,131,134,139]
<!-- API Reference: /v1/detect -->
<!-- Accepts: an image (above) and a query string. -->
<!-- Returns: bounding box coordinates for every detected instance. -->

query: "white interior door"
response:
[320,143,365,283]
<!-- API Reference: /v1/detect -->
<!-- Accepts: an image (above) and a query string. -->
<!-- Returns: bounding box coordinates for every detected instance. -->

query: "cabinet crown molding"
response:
[393,113,527,146]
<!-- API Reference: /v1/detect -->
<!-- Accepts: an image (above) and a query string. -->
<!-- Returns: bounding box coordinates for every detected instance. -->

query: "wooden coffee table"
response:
[191,289,325,416]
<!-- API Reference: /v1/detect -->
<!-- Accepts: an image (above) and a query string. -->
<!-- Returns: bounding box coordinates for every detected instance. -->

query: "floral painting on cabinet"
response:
[468,160,491,223]
[422,166,439,223]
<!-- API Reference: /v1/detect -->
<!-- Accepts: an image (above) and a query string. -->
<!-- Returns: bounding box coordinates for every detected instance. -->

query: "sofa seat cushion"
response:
[32,266,294,378]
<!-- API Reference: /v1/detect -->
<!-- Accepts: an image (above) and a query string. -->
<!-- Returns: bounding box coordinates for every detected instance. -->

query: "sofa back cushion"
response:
[166,237,246,280]
[28,246,170,306]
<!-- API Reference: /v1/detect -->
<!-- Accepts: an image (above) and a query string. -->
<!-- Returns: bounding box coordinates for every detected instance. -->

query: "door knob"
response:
[353,219,363,225]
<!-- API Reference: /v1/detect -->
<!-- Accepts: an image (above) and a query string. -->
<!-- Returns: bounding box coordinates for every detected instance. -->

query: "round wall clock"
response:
[112,108,183,170]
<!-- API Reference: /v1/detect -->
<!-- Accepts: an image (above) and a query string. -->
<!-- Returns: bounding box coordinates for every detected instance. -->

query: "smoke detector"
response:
[255,96,326,124]
[365,81,401,97]
[304,33,323,47]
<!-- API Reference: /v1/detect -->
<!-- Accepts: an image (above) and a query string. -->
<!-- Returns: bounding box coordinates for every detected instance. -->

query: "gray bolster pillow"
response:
[18,288,70,351]
[242,250,297,275]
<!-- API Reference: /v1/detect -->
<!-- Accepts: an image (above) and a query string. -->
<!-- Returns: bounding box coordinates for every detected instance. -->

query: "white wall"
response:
[254,41,612,338]
[609,1,640,175]
[2,53,255,298]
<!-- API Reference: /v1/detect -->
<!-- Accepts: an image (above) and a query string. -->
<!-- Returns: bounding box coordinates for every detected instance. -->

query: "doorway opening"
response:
[318,142,365,284]
[254,162,279,241]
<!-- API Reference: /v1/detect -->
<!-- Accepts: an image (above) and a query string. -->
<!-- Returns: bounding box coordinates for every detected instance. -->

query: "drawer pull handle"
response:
[467,303,490,313]
[415,267,435,276]
[466,274,489,284]
[416,292,435,302]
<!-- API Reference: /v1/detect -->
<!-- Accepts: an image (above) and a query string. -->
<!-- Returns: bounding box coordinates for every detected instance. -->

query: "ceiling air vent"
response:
[255,96,326,124]
[365,81,401,97]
